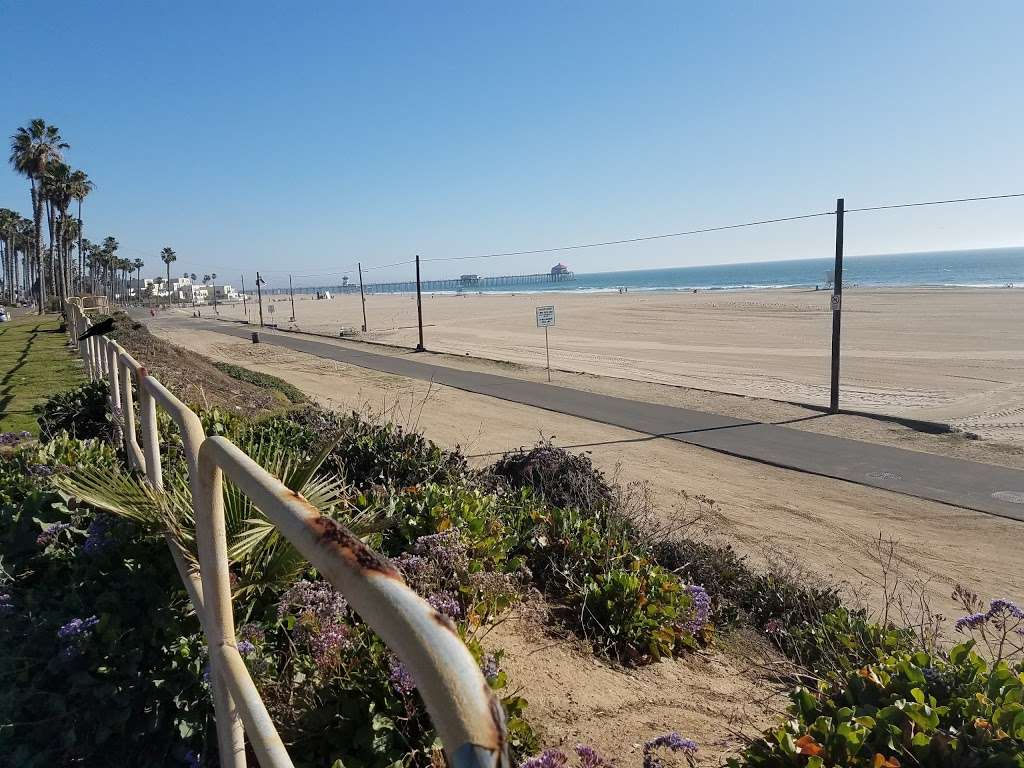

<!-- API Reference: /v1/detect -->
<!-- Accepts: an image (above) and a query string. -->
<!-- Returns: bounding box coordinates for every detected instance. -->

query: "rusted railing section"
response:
[63,300,508,768]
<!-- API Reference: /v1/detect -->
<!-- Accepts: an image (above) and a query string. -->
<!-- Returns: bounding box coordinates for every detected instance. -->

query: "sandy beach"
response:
[215,286,1024,439]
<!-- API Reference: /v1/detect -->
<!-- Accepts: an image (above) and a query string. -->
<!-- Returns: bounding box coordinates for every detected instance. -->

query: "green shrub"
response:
[731,638,1024,768]
[502,494,701,661]
[651,536,843,639]
[0,445,211,766]
[34,380,112,442]
[291,406,471,489]
[211,361,308,404]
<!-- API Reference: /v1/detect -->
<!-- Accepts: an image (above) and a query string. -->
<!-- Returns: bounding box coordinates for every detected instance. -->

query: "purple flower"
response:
[37,521,71,547]
[236,640,255,656]
[764,618,784,635]
[987,599,1024,620]
[575,744,612,768]
[202,664,212,683]
[27,463,54,478]
[644,732,698,768]
[519,749,568,768]
[388,654,417,695]
[955,612,988,632]
[683,585,711,635]
[82,515,114,555]
[481,653,500,682]
[239,623,265,644]
[0,431,28,445]
[57,615,99,640]
[427,591,462,618]
[184,749,200,768]
[412,530,468,573]
[278,579,352,667]
[277,579,348,620]
[57,615,100,660]
[308,622,351,667]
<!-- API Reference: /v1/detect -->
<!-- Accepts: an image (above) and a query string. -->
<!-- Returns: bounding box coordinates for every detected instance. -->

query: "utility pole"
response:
[289,274,296,321]
[256,272,265,328]
[241,274,247,320]
[414,254,425,352]
[358,262,367,332]
[829,198,845,414]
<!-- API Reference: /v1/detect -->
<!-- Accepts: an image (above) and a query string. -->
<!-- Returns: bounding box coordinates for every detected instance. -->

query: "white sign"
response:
[830,295,841,312]
[536,305,556,327]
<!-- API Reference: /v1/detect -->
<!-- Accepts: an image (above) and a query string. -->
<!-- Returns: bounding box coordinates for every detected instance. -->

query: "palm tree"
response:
[160,247,176,306]
[0,208,18,303]
[134,258,145,302]
[101,236,119,302]
[9,119,68,313]
[69,169,93,293]
[42,161,74,300]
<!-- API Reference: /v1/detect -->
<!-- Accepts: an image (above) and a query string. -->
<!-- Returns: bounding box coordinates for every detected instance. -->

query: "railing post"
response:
[195,450,253,768]
[118,357,145,472]
[106,341,121,423]
[138,374,162,486]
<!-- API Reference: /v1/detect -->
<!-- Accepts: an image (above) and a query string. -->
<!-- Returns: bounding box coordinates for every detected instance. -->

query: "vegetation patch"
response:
[0,313,84,434]
[211,360,308,404]
[34,379,112,442]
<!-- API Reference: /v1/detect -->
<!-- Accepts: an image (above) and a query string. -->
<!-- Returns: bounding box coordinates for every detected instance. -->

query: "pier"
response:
[269,270,576,296]
[361,270,574,294]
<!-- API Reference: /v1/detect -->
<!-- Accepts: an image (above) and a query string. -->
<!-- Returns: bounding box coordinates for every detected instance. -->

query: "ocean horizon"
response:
[332,246,1024,295]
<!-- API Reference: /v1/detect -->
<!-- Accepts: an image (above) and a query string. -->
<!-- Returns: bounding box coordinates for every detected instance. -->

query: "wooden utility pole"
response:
[256,272,265,328]
[358,262,367,332]
[829,198,845,414]
[414,254,425,352]
[289,274,296,321]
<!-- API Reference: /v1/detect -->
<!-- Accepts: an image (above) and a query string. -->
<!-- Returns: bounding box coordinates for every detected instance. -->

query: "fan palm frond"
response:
[53,428,389,596]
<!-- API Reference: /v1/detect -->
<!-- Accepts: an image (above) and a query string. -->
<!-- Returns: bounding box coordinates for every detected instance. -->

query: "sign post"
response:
[536,305,555,382]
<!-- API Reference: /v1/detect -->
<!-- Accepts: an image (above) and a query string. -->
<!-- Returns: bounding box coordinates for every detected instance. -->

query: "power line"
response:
[361,259,416,272]
[844,192,1024,214]
[421,211,835,263]
[126,190,1024,280]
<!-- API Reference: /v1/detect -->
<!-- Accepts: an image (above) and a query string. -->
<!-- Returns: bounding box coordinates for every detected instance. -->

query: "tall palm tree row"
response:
[9,119,68,313]
[5,118,119,311]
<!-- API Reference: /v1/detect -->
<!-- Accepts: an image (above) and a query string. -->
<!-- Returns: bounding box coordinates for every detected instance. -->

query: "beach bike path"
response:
[158,315,1024,523]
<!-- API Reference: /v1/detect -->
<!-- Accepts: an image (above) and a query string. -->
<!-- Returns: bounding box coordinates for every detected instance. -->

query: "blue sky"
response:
[1,1,1021,288]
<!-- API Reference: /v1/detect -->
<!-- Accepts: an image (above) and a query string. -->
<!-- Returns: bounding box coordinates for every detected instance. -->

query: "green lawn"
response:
[0,313,85,435]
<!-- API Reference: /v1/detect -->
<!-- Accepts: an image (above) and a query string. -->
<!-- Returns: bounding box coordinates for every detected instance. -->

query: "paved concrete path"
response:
[158,315,1024,522]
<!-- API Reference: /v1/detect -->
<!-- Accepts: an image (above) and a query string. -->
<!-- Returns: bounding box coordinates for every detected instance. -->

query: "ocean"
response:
[420,247,1024,294]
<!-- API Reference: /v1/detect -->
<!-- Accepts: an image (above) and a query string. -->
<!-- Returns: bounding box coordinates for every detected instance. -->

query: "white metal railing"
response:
[63,299,507,768]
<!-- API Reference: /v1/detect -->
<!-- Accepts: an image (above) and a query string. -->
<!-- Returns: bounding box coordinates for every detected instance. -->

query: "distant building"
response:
[460,274,480,285]
[550,262,569,276]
